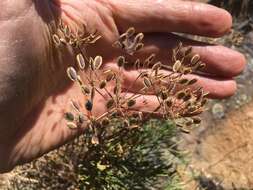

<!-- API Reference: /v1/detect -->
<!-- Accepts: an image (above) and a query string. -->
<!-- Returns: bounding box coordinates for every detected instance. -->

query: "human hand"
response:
[0,0,245,173]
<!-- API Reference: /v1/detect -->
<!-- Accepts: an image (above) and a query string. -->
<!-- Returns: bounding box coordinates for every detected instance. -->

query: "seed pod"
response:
[64,112,75,121]
[81,85,91,95]
[145,54,156,66]
[183,68,192,75]
[67,67,78,81]
[126,27,135,37]
[196,62,206,70]
[127,99,136,107]
[166,99,173,107]
[78,114,85,124]
[67,122,78,129]
[188,78,198,85]
[134,33,144,43]
[106,72,115,82]
[183,94,192,102]
[52,34,61,46]
[173,60,182,72]
[76,53,86,69]
[201,98,207,106]
[160,91,168,100]
[140,71,149,78]
[135,43,144,51]
[64,25,71,38]
[193,117,201,124]
[101,117,110,126]
[117,56,126,67]
[106,99,114,109]
[176,91,186,99]
[191,54,200,65]
[179,78,189,85]
[134,59,141,70]
[99,80,107,89]
[85,100,93,111]
[176,123,190,133]
[151,62,162,71]
[143,77,152,88]
[185,120,193,126]
[92,56,103,70]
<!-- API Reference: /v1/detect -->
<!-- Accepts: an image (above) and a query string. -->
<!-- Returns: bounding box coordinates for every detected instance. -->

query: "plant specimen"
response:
[52,22,208,142]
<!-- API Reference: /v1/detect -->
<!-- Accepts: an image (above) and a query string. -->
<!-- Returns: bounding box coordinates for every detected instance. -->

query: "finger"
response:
[111,0,232,37]
[121,69,237,99]
[134,33,246,77]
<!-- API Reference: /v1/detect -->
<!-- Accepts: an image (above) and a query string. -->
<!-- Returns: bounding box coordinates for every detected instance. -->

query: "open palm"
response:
[0,0,245,172]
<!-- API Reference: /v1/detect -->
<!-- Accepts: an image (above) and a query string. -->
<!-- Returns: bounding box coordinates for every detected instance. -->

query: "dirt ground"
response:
[182,21,253,189]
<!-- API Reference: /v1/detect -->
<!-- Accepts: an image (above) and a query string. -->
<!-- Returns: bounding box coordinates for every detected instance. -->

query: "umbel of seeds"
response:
[53,22,208,143]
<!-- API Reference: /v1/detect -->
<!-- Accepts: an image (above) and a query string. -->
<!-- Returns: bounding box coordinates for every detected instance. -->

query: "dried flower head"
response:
[53,21,208,145]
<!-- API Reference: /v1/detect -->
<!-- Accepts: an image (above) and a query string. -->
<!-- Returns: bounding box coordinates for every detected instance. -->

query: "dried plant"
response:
[52,22,208,143]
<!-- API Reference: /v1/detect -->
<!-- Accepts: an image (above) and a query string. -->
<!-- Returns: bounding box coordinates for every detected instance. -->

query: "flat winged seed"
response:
[101,118,110,126]
[197,62,206,70]
[183,94,192,102]
[64,112,75,121]
[147,53,156,62]
[160,91,168,100]
[176,91,186,99]
[193,117,201,124]
[134,59,141,70]
[166,99,173,107]
[134,43,144,51]
[183,68,192,75]
[67,67,78,81]
[99,80,107,89]
[93,56,103,70]
[126,27,135,37]
[179,78,189,85]
[143,77,152,88]
[67,122,78,129]
[52,34,61,46]
[173,60,182,72]
[106,72,115,82]
[81,85,91,95]
[106,99,114,109]
[76,53,86,69]
[117,56,125,67]
[64,25,71,38]
[188,78,198,85]
[191,54,200,65]
[78,115,85,124]
[127,99,136,107]
[151,62,162,71]
[134,33,144,43]
[85,100,93,111]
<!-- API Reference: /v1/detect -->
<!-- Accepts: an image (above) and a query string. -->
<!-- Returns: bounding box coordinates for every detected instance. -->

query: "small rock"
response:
[212,103,225,119]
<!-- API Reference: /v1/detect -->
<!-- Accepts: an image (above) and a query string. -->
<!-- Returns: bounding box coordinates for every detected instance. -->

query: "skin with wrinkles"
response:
[0,0,246,173]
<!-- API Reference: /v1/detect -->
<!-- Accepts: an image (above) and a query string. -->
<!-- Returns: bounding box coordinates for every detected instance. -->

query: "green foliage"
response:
[77,120,182,190]
[8,120,184,190]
